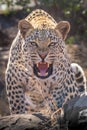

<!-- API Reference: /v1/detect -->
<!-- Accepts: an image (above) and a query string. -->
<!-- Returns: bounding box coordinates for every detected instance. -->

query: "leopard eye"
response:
[30,42,38,47]
[48,42,57,47]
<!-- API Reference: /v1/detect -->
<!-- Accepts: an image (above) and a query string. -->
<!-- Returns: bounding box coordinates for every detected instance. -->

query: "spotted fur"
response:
[5,9,86,115]
[71,63,86,93]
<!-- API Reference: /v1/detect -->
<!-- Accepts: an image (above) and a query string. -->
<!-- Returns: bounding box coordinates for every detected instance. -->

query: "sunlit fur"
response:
[5,9,86,115]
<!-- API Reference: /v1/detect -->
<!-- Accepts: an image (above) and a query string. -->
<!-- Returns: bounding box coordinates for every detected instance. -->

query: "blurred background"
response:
[0,0,87,116]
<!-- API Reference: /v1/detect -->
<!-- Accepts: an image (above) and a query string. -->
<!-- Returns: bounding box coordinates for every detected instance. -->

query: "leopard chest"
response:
[26,75,55,97]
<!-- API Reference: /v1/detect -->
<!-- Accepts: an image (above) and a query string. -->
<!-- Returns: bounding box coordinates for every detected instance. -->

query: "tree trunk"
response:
[0,113,61,130]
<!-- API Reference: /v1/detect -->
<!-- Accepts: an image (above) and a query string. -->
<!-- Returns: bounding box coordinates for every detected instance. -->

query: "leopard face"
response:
[19,19,70,79]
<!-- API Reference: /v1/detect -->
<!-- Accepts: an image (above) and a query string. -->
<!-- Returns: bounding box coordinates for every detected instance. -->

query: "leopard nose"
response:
[39,54,47,59]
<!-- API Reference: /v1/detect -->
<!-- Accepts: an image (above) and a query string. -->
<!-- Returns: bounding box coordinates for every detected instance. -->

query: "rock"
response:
[1,94,87,130]
[64,93,87,130]
[0,113,60,130]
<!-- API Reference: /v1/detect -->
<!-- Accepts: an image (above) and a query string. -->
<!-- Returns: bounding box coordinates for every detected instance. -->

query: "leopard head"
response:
[18,19,70,79]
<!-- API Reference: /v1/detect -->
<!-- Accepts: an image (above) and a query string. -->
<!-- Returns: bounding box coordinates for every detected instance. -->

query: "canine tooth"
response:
[45,72,48,76]
[37,63,38,67]
[48,64,49,68]
[38,72,41,76]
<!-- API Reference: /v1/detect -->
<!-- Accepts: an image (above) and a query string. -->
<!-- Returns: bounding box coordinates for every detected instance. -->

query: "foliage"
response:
[0,0,31,15]
[66,36,75,44]
[39,0,87,40]
[0,0,87,41]
[0,0,30,7]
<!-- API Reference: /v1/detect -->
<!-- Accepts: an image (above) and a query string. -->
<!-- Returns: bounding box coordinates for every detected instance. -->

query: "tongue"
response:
[38,62,48,76]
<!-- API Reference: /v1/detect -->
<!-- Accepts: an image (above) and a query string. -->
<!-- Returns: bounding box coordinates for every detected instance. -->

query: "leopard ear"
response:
[18,19,33,38]
[55,21,70,40]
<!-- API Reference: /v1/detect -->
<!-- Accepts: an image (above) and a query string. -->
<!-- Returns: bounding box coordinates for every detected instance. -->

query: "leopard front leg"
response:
[5,63,32,114]
[6,83,25,114]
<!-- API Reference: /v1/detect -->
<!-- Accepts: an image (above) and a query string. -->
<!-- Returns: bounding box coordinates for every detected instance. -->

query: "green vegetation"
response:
[0,0,87,43]
[40,0,87,41]
[66,36,75,45]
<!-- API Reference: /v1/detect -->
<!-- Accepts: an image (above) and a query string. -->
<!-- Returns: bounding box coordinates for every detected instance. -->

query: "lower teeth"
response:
[38,72,48,76]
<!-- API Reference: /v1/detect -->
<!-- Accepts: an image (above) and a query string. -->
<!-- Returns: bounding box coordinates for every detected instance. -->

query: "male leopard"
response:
[5,9,86,115]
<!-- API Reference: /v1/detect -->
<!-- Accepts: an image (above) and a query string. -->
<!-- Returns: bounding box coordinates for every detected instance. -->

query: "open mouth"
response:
[33,62,53,79]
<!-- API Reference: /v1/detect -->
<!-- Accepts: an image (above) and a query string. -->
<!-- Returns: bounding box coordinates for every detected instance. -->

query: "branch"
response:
[0,113,61,130]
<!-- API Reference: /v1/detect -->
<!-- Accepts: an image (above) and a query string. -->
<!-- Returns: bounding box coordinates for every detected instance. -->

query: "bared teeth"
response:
[48,64,49,68]
[37,63,38,67]
[45,72,48,76]
[38,72,48,76]
[38,72,40,76]
[37,62,50,68]
[36,62,50,77]
[38,72,42,76]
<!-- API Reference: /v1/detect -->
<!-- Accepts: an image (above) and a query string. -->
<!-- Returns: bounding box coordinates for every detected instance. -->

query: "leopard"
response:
[5,9,86,116]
